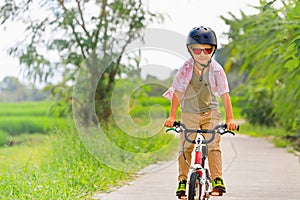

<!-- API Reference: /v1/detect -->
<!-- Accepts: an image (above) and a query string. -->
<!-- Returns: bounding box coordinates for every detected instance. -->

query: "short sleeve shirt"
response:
[162,58,230,101]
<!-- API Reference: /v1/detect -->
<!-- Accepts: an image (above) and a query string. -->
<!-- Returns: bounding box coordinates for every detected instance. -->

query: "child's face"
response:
[189,44,215,65]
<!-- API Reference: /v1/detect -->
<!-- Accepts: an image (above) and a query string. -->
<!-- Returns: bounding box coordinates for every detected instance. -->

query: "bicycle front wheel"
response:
[188,171,202,200]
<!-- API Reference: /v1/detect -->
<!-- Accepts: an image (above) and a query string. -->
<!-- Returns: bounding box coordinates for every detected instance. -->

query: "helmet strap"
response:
[194,59,211,85]
[195,59,212,68]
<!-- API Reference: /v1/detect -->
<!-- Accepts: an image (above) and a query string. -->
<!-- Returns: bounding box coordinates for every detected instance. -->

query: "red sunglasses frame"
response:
[192,48,213,55]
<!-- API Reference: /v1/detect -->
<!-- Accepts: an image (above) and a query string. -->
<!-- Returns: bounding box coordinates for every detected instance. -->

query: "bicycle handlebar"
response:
[166,121,239,144]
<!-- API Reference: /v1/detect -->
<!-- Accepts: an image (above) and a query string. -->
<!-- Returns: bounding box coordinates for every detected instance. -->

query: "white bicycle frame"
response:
[187,132,212,199]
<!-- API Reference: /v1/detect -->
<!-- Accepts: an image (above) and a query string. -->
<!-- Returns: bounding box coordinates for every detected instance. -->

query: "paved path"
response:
[95,134,300,200]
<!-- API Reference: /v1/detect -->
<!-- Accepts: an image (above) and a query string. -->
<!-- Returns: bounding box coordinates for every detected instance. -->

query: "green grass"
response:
[238,122,295,148]
[238,122,289,137]
[0,120,178,199]
[0,101,65,136]
[0,130,8,146]
[217,93,297,150]
[0,101,52,116]
[0,134,49,171]
[0,116,65,135]
[0,96,257,199]
[0,98,178,199]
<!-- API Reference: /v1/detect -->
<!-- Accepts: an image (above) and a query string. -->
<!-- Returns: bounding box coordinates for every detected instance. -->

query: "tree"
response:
[0,0,163,122]
[0,76,49,102]
[0,76,26,101]
[222,0,300,130]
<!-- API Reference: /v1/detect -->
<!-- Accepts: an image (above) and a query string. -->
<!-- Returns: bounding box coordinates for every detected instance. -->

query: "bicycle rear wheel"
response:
[188,172,202,200]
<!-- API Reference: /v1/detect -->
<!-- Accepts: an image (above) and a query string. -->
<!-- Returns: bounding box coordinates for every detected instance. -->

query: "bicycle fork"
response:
[187,143,212,199]
[188,145,209,184]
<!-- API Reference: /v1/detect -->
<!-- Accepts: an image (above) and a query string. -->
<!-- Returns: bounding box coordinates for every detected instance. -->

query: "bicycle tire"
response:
[188,171,202,200]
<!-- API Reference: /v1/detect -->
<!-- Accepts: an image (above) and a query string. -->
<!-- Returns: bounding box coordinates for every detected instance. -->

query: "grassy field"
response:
[0,101,51,116]
[0,100,178,199]
[0,96,295,199]
[0,101,65,137]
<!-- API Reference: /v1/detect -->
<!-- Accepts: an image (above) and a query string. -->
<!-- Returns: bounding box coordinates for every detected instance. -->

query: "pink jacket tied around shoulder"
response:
[162,58,230,101]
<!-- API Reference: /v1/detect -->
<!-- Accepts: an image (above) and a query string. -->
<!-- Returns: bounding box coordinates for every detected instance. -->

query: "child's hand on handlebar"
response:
[226,119,239,131]
[164,117,176,127]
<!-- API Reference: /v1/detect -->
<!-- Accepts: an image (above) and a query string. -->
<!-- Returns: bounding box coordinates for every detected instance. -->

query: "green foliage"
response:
[0,101,65,135]
[241,122,288,138]
[222,0,300,131]
[0,117,178,199]
[0,0,164,122]
[0,116,64,135]
[0,131,121,199]
[0,101,51,116]
[139,96,170,107]
[238,84,276,127]
[218,95,243,120]
[0,130,8,146]
[0,94,179,198]
[104,121,178,157]
[130,96,170,119]
[240,122,300,150]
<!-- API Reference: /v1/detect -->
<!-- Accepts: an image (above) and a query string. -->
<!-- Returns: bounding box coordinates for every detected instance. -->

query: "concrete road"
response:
[95,134,300,200]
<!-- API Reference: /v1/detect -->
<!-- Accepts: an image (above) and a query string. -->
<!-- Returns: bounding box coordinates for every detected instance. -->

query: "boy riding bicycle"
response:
[163,26,238,198]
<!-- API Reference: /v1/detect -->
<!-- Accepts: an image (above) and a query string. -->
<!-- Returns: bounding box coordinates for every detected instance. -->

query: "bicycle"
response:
[166,121,238,200]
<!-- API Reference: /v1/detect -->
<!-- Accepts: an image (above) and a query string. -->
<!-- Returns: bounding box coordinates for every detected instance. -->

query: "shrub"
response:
[239,85,277,127]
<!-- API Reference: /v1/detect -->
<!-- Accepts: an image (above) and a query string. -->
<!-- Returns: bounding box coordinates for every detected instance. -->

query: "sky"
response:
[0,0,260,83]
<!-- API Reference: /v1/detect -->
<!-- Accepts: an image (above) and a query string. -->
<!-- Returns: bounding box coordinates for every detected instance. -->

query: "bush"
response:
[239,85,277,127]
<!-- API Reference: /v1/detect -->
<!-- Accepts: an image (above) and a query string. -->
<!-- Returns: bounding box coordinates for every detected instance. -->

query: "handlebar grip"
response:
[225,124,240,131]
[173,121,180,127]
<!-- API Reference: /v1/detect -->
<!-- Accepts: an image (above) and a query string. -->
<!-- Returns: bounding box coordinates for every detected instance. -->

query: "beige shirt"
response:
[181,69,219,113]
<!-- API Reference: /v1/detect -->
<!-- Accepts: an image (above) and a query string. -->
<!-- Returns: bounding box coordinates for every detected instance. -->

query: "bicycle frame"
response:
[187,131,211,200]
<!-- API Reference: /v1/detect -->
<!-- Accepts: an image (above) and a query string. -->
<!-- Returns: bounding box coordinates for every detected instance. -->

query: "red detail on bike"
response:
[197,170,203,177]
[195,151,202,165]
[210,191,221,196]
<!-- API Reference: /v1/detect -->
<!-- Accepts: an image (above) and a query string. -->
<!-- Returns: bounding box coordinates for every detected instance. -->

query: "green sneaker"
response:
[176,180,187,198]
[211,177,226,195]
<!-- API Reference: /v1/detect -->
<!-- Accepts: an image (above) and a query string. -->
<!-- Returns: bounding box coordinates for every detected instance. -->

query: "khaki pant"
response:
[178,110,222,181]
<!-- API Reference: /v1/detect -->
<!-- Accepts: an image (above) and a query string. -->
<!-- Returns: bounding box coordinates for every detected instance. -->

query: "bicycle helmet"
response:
[186,26,217,48]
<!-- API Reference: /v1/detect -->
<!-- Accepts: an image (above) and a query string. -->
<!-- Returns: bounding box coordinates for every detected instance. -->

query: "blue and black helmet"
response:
[186,26,217,48]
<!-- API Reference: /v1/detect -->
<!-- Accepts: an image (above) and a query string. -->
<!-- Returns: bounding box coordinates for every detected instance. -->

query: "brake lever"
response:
[225,130,236,136]
[218,124,238,136]
[173,121,182,132]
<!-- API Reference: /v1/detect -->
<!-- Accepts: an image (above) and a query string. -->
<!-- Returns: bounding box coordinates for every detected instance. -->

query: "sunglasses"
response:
[192,48,213,55]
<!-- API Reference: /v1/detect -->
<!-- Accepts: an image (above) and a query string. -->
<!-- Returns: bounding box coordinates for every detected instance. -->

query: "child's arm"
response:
[164,90,182,127]
[221,92,238,130]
